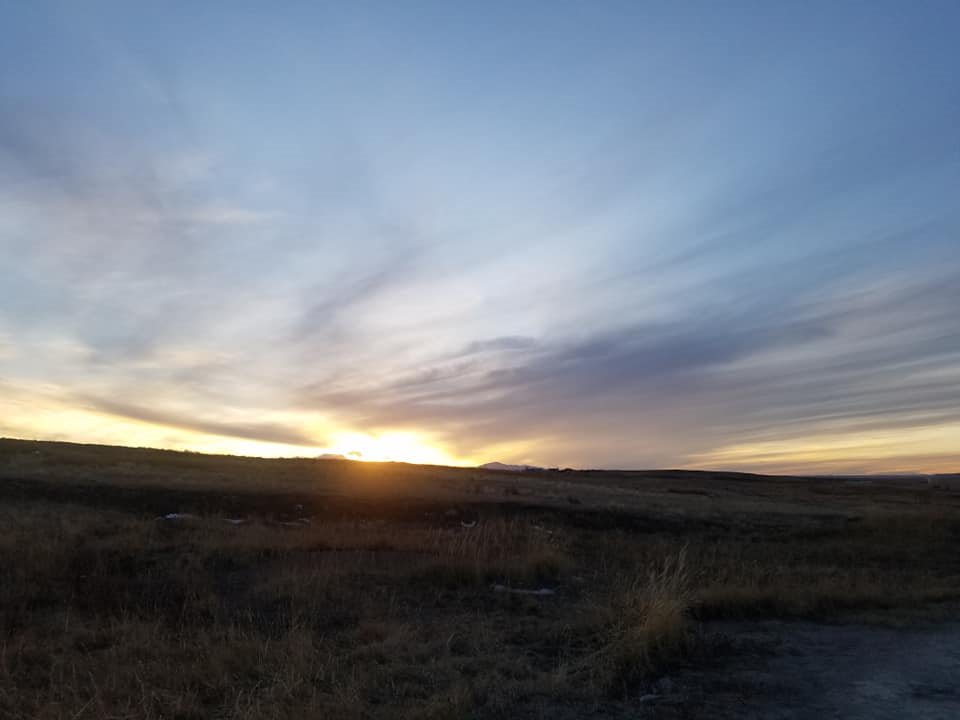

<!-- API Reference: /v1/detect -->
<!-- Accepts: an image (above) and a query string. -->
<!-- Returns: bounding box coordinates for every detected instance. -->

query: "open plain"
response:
[2,438,959,718]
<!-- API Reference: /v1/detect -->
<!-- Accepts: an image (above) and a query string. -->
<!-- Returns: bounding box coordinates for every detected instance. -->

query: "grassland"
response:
[2,438,959,718]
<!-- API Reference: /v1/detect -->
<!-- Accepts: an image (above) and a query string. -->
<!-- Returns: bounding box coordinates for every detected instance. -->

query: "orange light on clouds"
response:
[0,382,474,465]
[3,381,956,474]
[691,422,960,475]
[1,395,317,458]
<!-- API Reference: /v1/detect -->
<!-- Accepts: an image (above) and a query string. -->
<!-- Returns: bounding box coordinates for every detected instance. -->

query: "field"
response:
[2,438,960,719]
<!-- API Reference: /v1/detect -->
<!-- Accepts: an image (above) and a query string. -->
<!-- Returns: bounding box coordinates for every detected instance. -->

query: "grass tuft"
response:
[593,550,692,695]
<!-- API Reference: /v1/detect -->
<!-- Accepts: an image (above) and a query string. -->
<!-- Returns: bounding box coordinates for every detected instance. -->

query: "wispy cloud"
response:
[75,395,319,447]
[1,2,958,471]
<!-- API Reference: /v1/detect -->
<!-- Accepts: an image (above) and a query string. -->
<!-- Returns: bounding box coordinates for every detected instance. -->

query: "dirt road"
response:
[667,618,960,719]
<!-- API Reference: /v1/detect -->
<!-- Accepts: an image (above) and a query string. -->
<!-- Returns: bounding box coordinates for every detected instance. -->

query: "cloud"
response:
[76,396,319,447]
[297,262,960,467]
[461,336,538,355]
[294,248,422,340]
[183,206,279,226]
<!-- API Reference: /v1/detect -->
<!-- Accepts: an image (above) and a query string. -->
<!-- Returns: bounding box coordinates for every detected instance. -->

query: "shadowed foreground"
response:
[2,439,959,719]
[670,619,960,719]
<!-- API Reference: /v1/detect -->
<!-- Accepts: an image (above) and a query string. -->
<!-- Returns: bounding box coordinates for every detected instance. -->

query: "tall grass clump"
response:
[592,549,692,694]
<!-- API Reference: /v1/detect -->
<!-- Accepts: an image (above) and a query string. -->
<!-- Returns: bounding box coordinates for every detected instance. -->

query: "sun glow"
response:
[0,382,476,465]
[320,431,469,466]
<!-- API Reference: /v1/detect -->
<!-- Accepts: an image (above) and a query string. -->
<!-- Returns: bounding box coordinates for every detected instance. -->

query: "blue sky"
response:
[1,1,958,471]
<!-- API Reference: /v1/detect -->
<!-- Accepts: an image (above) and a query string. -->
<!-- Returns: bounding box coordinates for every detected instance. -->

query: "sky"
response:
[1,1,958,473]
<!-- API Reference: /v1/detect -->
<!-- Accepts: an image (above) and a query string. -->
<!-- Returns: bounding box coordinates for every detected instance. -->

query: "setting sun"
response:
[321,431,469,466]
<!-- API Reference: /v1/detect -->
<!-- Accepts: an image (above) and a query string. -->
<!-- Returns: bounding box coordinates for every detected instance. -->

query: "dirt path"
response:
[666,619,960,719]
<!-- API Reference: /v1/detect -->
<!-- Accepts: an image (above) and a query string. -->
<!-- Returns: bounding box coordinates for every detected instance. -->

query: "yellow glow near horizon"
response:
[0,401,318,458]
[320,430,471,466]
[3,382,956,472]
[693,422,960,474]
[0,384,474,465]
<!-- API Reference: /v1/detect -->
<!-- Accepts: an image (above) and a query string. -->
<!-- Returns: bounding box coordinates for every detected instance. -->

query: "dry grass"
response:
[0,505,580,719]
[2,439,960,717]
[420,517,568,587]
[582,550,693,695]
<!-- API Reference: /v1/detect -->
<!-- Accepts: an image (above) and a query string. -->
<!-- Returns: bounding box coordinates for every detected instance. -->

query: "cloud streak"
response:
[76,396,319,447]
[1,2,958,471]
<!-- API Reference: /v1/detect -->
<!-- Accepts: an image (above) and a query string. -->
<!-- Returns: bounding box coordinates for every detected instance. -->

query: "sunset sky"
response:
[1,2,958,473]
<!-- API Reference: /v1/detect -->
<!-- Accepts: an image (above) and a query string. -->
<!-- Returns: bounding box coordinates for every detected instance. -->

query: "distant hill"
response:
[479,461,543,472]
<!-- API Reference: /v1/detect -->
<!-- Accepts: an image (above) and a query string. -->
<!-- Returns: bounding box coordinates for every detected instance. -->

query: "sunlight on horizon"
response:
[2,383,957,473]
[320,431,473,466]
[0,387,476,465]
[693,423,960,475]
